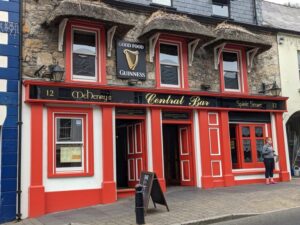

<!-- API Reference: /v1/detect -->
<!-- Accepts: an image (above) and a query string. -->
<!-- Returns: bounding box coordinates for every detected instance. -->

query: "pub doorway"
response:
[162,123,195,186]
[116,118,147,190]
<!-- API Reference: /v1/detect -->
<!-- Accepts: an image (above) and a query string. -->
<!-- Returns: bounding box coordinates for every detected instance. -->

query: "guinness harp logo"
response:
[123,49,139,70]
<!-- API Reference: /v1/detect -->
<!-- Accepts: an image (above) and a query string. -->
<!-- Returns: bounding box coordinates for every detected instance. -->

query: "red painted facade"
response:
[23,18,291,218]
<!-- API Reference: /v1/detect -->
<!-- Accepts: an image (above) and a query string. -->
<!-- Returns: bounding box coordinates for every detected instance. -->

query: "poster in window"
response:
[60,146,82,163]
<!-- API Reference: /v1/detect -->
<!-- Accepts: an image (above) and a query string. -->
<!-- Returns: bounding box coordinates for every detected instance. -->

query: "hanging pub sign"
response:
[28,85,286,111]
[116,40,146,80]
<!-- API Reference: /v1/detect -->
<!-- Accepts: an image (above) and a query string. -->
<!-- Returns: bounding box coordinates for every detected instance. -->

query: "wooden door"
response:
[127,122,146,188]
[179,126,193,186]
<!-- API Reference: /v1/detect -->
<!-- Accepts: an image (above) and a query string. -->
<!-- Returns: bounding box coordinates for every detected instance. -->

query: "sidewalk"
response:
[4,179,300,225]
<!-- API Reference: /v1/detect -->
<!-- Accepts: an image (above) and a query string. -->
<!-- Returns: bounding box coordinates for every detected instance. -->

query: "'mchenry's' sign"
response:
[29,85,286,111]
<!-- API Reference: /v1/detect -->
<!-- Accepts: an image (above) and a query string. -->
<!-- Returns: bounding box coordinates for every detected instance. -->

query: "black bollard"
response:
[135,184,145,225]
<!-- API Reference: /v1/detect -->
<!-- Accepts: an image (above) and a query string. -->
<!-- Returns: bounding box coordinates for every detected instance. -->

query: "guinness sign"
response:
[116,40,146,80]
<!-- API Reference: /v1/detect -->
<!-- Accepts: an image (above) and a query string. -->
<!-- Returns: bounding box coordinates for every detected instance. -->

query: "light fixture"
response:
[278,37,284,45]
[260,81,281,96]
[49,64,65,82]
[201,84,211,91]
[34,64,65,82]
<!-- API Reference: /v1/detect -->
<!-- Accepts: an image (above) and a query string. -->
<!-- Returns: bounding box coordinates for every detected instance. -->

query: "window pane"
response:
[255,127,263,137]
[223,52,238,71]
[160,44,179,65]
[152,0,171,6]
[73,53,96,77]
[73,30,96,55]
[57,118,82,142]
[242,127,250,137]
[256,139,264,162]
[243,139,252,162]
[224,71,239,89]
[160,65,179,85]
[56,144,83,168]
[212,4,229,17]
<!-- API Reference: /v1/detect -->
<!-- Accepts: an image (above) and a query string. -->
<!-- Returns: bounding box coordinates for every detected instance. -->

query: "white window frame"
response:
[212,0,229,18]
[152,0,172,6]
[71,27,99,82]
[55,116,85,173]
[159,41,182,88]
[222,50,243,92]
[297,50,300,80]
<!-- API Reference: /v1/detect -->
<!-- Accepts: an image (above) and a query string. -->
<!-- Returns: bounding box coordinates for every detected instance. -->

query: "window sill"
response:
[149,3,177,11]
[48,171,94,178]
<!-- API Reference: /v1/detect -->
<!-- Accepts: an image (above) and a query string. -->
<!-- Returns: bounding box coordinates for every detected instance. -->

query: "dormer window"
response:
[212,0,229,18]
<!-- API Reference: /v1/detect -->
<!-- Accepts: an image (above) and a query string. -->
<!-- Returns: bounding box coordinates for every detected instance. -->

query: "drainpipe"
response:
[253,0,258,25]
[16,0,23,221]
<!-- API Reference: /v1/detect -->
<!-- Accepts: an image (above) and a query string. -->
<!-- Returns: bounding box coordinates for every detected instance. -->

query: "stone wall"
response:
[22,0,281,95]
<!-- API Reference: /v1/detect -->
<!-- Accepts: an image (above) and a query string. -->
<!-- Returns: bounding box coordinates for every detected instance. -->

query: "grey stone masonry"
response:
[123,0,261,25]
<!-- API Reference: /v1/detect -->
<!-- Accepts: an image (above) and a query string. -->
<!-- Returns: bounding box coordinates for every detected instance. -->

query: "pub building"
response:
[21,0,290,218]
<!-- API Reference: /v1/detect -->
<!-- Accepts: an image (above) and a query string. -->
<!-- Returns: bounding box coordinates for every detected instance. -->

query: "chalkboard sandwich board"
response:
[139,171,169,214]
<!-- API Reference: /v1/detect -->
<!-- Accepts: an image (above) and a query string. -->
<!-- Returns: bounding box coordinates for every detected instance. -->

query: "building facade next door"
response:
[162,121,195,187]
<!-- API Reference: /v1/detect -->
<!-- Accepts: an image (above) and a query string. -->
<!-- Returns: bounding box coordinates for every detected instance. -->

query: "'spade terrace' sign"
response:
[29,85,286,111]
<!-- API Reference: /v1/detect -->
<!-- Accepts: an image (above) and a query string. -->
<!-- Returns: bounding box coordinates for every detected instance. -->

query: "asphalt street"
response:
[211,207,300,225]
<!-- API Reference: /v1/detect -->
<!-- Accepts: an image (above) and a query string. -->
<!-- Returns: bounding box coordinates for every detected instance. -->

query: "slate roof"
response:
[262,1,300,33]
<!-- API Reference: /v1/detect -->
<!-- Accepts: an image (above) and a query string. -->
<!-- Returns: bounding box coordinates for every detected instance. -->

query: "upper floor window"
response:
[160,43,180,87]
[298,50,300,80]
[72,29,97,81]
[65,20,106,84]
[152,0,172,6]
[223,51,240,91]
[212,0,229,18]
[219,45,248,94]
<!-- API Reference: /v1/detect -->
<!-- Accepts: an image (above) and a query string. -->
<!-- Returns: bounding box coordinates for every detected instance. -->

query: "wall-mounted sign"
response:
[29,85,286,111]
[116,40,146,80]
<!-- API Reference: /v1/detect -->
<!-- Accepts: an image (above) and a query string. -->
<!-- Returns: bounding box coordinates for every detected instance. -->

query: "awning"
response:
[43,0,134,35]
[139,11,215,40]
[206,22,272,52]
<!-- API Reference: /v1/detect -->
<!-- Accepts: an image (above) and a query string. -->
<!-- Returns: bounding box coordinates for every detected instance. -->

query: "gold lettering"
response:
[145,93,185,105]
[46,89,54,97]
[189,96,209,107]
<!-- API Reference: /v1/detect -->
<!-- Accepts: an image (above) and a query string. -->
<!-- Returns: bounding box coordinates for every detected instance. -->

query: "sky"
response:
[265,0,300,4]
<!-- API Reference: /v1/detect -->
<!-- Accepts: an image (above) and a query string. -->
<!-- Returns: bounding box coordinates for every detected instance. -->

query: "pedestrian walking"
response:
[262,137,277,185]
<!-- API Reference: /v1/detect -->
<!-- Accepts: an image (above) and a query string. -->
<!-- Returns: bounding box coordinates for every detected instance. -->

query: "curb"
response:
[171,213,259,225]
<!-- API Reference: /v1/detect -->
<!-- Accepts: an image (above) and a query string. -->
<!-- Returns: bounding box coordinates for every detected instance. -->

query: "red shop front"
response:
[23,81,290,217]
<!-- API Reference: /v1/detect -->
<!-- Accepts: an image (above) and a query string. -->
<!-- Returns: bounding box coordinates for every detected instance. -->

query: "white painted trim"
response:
[146,109,153,171]
[0,32,8,45]
[149,33,160,62]
[127,125,134,155]
[193,110,202,188]
[188,39,200,66]
[283,119,292,180]
[112,107,116,183]
[211,160,222,177]
[234,174,279,181]
[271,113,280,170]
[179,127,189,156]
[160,110,165,179]
[209,128,221,156]
[135,158,143,181]
[233,168,264,172]
[21,88,30,218]
[128,159,135,181]
[58,18,68,52]
[0,11,9,22]
[208,112,219,126]
[181,160,191,182]
[0,55,8,68]
[107,26,117,57]
[135,123,142,154]
[0,105,7,126]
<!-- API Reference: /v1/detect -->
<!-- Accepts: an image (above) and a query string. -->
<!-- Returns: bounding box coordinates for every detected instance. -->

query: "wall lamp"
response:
[128,78,139,86]
[200,84,211,91]
[34,64,65,82]
[259,81,281,96]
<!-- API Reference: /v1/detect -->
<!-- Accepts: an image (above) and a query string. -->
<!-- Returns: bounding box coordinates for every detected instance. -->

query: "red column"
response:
[220,111,235,186]
[101,106,116,203]
[198,110,213,188]
[29,104,45,217]
[274,113,290,182]
[150,108,166,191]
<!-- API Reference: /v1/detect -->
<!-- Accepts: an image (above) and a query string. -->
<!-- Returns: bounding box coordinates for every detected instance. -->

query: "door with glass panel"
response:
[238,124,266,168]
